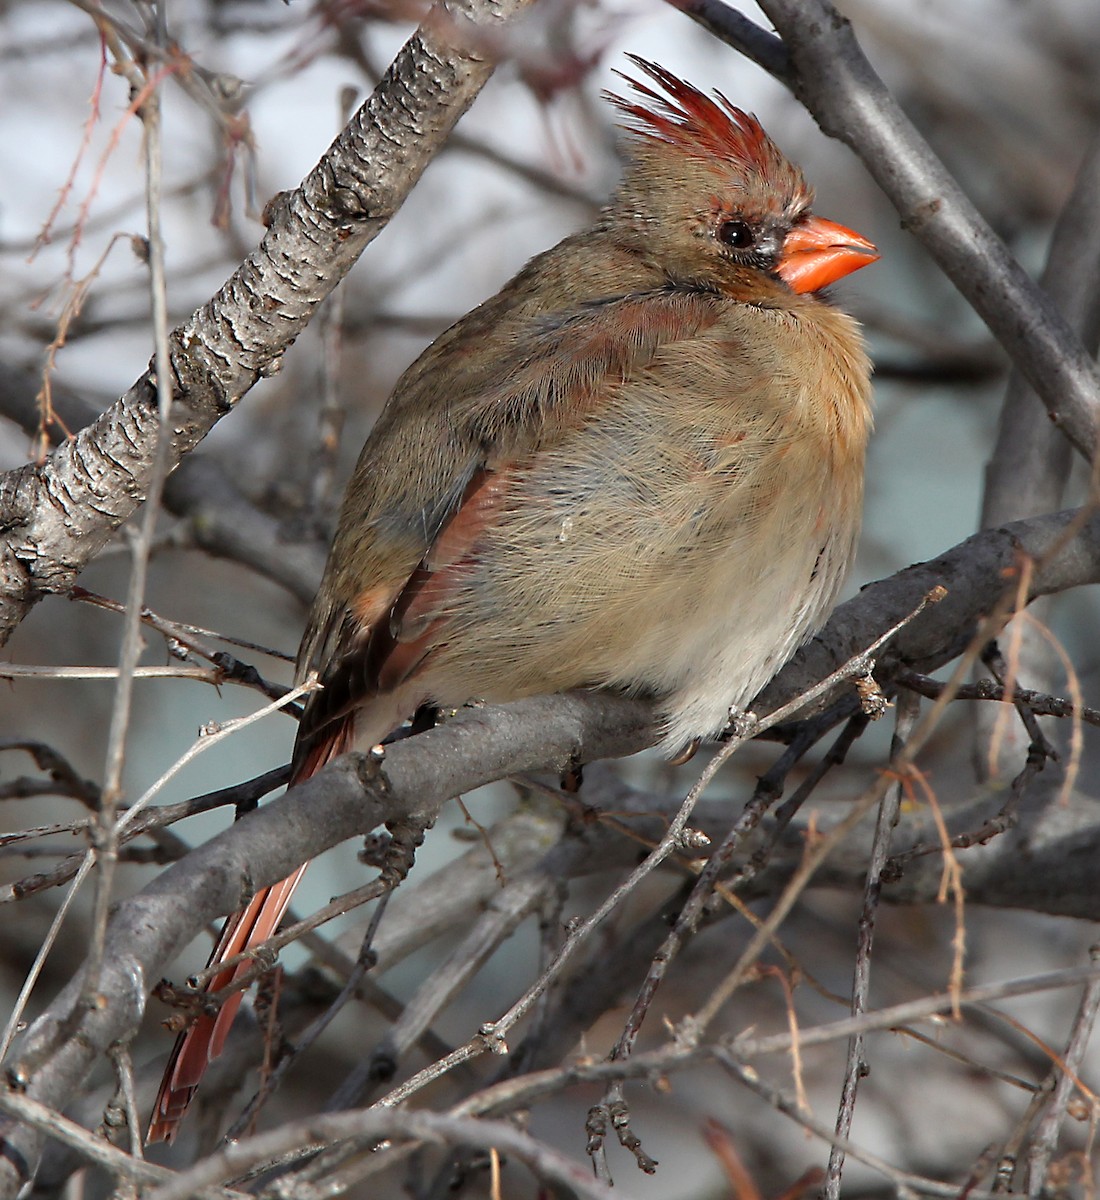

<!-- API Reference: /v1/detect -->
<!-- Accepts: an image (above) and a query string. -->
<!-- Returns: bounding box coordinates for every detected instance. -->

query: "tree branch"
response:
[0,0,535,648]
[4,505,1100,1191]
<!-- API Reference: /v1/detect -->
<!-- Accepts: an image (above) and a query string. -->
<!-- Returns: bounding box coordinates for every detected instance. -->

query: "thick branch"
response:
[982,131,1100,528]
[0,692,651,1194]
[0,362,325,604]
[0,0,534,647]
[4,507,1099,1191]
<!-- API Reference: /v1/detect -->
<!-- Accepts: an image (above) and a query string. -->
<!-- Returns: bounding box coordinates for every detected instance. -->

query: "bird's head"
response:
[607,57,878,295]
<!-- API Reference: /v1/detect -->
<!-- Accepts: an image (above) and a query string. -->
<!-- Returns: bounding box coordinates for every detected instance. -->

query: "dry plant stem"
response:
[286,890,680,1194]
[0,766,290,904]
[892,667,1100,728]
[884,739,1039,875]
[80,40,175,1029]
[366,868,554,1076]
[309,963,1100,1200]
[2,502,1095,1192]
[180,876,390,1004]
[0,740,98,807]
[459,963,1100,1122]
[735,712,868,892]
[0,858,95,1059]
[697,0,1100,458]
[0,0,538,647]
[71,584,297,676]
[324,831,578,1117]
[981,644,1059,761]
[990,1079,1057,1197]
[585,719,842,1174]
[0,663,219,682]
[0,1092,181,1198]
[893,1026,1036,1094]
[716,1049,976,1200]
[824,688,920,1200]
[115,679,315,837]
[1025,944,1100,1193]
[608,722,828,1062]
[105,1043,143,1162]
[334,961,1100,1200]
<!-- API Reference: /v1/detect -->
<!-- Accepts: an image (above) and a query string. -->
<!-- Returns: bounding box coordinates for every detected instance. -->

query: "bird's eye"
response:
[717,220,755,249]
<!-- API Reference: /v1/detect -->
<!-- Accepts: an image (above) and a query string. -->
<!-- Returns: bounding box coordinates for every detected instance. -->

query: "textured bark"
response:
[0,0,534,648]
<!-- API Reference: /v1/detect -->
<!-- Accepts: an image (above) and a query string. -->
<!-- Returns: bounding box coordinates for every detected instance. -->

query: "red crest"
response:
[608,56,779,180]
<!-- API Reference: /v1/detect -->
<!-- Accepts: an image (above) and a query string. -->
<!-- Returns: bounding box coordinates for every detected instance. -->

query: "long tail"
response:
[146,721,352,1145]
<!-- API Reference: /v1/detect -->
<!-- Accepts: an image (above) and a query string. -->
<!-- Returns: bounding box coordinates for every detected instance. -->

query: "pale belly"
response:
[421,395,864,755]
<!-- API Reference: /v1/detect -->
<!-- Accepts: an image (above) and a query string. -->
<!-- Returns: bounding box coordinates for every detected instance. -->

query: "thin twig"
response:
[824,688,920,1199]
[0,857,95,1060]
[586,716,843,1173]
[224,892,394,1141]
[1025,944,1100,1193]
[0,663,220,682]
[79,19,176,1017]
[686,582,1011,1040]
[142,1109,620,1200]
[893,667,1100,728]
[0,766,289,904]
[104,1042,143,1163]
[0,1090,178,1195]
[114,679,314,837]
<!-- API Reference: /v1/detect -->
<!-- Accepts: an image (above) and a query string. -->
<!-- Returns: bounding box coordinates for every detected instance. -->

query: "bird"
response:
[147,55,877,1143]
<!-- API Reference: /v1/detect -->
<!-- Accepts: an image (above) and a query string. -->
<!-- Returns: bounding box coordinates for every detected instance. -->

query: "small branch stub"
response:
[853,664,889,719]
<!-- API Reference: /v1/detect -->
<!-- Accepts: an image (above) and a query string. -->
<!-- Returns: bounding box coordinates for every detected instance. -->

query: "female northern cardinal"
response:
[148,57,877,1143]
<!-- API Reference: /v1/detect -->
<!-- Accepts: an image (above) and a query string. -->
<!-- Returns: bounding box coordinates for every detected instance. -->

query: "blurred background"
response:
[1,0,1099,1196]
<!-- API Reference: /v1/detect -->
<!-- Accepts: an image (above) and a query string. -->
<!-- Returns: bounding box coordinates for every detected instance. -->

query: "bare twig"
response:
[0,858,95,1060]
[0,765,289,904]
[223,891,395,1141]
[378,593,938,1123]
[824,688,920,1199]
[893,667,1100,728]
[1025,945,1100,1193]
[80,19,177,1043]
[0,1090,180,1196]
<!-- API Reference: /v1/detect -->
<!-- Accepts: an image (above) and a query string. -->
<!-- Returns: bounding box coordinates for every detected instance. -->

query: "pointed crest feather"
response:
[608,55,782,181]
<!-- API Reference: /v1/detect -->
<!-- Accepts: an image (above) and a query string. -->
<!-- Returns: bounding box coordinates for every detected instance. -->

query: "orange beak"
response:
[777,215,879,295]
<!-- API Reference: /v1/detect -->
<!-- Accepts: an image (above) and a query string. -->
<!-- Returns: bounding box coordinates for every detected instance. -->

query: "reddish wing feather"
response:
[146,718,353,1145]
[146,468,512,1142]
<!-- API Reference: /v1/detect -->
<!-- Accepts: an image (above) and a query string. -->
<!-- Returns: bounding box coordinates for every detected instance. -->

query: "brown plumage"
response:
[148,56,876,1143]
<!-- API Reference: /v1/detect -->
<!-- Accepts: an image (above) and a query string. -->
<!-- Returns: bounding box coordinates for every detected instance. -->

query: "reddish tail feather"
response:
[146,720,351,1145]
